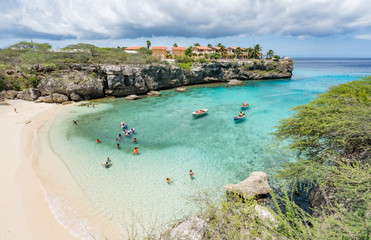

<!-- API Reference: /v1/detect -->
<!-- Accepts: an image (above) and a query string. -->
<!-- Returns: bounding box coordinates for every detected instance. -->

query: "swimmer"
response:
[96,138,101,143]
[133,147,139,154]
[119,134,122,139]
[92,103,95,108]
[115,138,119,141]
[72,120,77,124]
[117,143,120,149]
[166,177,174,184]
[133,138,137,143]
[189,170,194,179]
[104,161,110,168]
[125,132,130,137]
[107,157,110,162]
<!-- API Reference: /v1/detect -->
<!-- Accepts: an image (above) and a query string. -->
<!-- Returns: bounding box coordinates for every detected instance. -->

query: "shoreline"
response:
[0,99,78,240]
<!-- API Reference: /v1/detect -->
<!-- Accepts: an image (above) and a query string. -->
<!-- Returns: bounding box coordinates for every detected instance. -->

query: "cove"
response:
[35,58,371,239]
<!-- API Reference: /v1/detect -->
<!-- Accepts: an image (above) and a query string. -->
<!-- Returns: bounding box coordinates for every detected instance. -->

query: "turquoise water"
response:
[38,58,371,239]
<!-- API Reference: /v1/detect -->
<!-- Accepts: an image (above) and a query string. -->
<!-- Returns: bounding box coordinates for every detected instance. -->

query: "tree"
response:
[217,43,223,47]
[207,43,213,48]
[236,47,242,59]
[194,43,200,46]
[266,49,274,59]
[173,43,178,47]
[146,40,151,49]
[250,44,262,59]
[219,45,227,59]
[185,46,193,56]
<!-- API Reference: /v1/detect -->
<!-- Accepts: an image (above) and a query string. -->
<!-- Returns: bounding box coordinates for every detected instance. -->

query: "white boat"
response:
[192,108,208,117]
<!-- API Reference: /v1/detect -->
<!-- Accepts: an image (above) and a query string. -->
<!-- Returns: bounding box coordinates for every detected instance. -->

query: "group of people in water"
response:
[166,170,195,184]
[91,120,140,168]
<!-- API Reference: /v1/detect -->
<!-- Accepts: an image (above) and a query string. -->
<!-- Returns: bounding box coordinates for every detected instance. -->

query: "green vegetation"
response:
[202,77,370,239]
[0,41,160,91]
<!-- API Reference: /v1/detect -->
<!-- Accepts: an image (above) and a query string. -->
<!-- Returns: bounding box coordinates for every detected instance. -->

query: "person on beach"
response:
[189,170,194,179]
[14,108,17,113]
[117,143,120,149]
[166,177,174,184]
[96,138,101,143]
[72,120,77,124]
[133,138,137,143]
[133,147,139,154]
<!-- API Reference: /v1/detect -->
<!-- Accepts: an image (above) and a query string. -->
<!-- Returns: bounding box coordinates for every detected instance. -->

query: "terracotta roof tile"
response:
[194,46,212,50]
[152,46,167,49]
[172,47,186,50]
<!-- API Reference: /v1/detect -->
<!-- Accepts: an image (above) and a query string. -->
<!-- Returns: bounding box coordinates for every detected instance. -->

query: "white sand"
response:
[0,99,77,240]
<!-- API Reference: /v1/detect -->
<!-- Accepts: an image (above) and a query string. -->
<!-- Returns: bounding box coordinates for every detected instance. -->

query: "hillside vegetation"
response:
[202,77,370,239]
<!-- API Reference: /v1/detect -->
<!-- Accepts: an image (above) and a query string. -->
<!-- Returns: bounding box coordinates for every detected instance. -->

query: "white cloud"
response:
[1,0,371,40]
[354,34,371,40]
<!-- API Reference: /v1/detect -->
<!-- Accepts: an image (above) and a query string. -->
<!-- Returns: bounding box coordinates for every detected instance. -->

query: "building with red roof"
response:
[172,47,186,56]
[151,46,168,59]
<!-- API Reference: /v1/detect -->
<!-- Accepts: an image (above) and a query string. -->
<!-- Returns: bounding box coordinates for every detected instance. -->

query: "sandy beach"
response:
[0,99,77,240]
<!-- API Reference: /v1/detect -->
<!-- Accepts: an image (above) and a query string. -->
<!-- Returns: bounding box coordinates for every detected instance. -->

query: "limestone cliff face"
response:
[35,60,293,101]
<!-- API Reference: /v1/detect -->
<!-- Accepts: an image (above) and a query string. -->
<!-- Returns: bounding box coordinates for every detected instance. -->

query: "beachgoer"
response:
[189,170,194,179]
[243,101,248,106]
[116,138,119,141]
[104,161,110,168]
[107,157,110,162]
[96,138,101,143]
[166,177,174,184]
[92,103,95,108]
[86,103,89,108]
[119,134,122,139]
[133,138,137,143]
[133,147,139,154]
[239,112,244,116]
[117,143,120,149]
[72,120,77,124]
[130,128,135,133]
[125,132,130,137]
[14,108,17,113]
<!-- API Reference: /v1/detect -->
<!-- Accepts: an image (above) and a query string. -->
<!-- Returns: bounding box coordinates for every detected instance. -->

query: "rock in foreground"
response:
[162,216,207,240]
[225,171,271,199]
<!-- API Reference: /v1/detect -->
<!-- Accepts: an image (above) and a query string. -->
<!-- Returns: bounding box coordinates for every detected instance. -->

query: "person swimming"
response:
[133,147,139,154]
[96,138,101,143]
[119,133,122,139]
[125,132,130,137]
[133,138,137,143]
[117,143,120,149]
[72,120,77,124]
[166,177,174,184]
[130,128,135,133]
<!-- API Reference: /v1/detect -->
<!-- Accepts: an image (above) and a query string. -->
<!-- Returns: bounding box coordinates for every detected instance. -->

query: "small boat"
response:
[192,108,208,117]
[241,103,250,109]
[234,114,247,121]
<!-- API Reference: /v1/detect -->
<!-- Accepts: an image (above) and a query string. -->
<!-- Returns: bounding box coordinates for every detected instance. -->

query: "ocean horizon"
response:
[33,58,371,239]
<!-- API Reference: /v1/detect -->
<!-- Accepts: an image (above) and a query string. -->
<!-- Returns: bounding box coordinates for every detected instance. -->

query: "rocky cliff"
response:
[2,60,293,102]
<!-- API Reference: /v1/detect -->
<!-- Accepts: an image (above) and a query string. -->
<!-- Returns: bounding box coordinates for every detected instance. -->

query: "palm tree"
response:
[266,49,274,59]
[146,40,151,49]
[173,43,178,47]
[236,47,242,59]
[217,43,223,47]
[207,43,213,48]
[219,45,227,59]
[194,43,200,46]
[251,44,262,59]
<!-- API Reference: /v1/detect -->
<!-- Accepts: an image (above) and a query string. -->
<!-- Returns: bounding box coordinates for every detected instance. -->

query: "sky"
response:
[1,0,371,57]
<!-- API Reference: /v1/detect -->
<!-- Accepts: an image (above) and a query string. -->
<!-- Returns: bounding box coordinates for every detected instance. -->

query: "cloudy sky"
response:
[1,0,371,57]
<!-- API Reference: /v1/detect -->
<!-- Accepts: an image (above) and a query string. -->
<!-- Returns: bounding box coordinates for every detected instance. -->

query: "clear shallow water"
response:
[37,58,371,239]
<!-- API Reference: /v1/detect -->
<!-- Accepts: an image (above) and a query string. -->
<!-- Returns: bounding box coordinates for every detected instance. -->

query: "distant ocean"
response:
[34,58,371,239]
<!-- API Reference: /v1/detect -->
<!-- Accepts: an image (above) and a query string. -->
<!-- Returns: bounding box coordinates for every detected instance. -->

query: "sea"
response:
[33,58,371,239]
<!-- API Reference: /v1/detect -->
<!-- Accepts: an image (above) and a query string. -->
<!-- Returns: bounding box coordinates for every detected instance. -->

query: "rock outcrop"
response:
[2,60,293,103]
[162,216,207,240]
[228,79,244,86]
[0,90,20,99]
[225,171,271,199]
[147,91,161,96]
[17,88,41,101]
[125,94,139,100]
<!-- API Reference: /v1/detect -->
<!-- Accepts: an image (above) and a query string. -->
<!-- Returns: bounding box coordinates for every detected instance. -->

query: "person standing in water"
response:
[166,177,174,184]
[189,170,194,179]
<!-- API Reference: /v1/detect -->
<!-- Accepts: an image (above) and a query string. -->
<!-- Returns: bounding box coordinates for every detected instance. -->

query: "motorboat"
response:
[192,108,208,117]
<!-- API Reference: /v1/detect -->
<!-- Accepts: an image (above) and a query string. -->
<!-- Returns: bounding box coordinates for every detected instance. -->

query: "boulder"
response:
[36,96,53,103]
[164,216,207,240]
[70,92,83,101]
[51,93,69,103]
[16,88,41,101]
[225,171,271,199]
[176,87,187,92]
[125,94,139,100]
[147,91,161,96]
[0,90,20,99]
[228,79,244,86]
